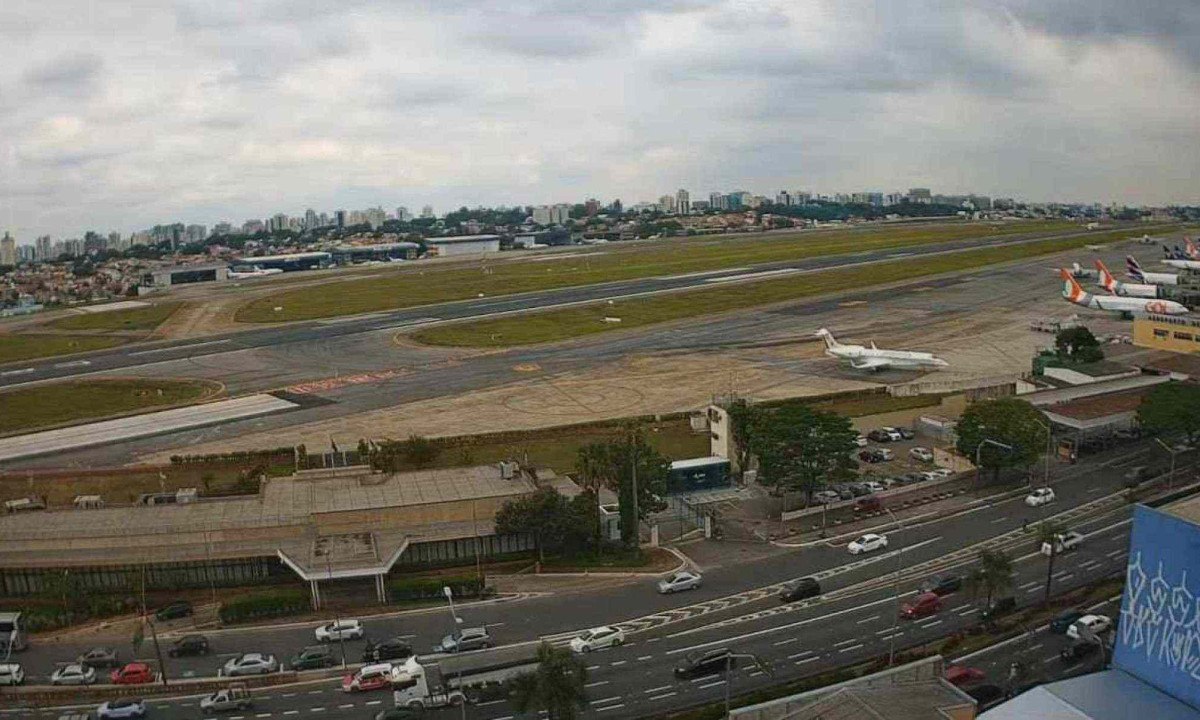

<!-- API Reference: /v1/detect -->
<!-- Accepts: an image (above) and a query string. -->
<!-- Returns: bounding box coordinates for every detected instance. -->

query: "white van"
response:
[0,663,25,686]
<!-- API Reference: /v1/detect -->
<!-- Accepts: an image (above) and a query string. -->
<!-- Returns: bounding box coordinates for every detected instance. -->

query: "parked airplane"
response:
[815,328,949,371]
[1060,269,1187,316]
[1162,246,1200,271]
[1127,256,1179,286]
[1094,260,1158,298]
[228,265,284,279]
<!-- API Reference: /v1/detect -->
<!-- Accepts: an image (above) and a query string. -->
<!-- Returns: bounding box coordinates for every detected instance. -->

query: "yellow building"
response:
[1133,314,1200,354]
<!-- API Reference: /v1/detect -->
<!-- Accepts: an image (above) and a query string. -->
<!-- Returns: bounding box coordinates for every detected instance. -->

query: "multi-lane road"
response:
[4,440,1167,719]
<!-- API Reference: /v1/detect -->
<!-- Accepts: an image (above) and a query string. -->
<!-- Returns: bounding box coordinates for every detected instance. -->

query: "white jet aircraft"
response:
[815,329,949,371]
[228,265,284,279]
[1126,256,1179,286]
[1060,269,1188,316]
[1094,260,1158,298]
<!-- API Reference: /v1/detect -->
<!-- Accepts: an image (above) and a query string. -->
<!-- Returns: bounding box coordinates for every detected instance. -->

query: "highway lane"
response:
[0,224,1128,390]
[7,441,1155,685]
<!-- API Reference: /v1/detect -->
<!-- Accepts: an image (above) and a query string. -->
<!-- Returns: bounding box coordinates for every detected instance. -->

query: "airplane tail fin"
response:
[1094,259,1118,293]
[1126,256,1145,280]
[1060,268,1088,304]
[815,328,839,350]
[1188,238,1200,259]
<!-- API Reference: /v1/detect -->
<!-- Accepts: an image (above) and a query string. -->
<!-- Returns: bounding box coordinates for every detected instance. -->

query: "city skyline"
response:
[2,1,1199,239]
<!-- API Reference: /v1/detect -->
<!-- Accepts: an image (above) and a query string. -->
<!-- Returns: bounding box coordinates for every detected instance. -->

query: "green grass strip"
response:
[48,302,182,332]
[0,378,218,435]
[0,335,128,365]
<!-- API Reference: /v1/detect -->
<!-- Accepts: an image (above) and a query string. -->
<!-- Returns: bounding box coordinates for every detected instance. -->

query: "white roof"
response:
[425,234,501,244]
[670,456,729,470]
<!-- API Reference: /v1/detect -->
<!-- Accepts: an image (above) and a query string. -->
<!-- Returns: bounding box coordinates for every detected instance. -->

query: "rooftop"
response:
[424,234,501,243]
[1042,388,1152,422]
[979,669,1200,720]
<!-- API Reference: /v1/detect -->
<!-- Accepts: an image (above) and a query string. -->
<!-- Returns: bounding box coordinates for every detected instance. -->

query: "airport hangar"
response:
[0,463,579,607]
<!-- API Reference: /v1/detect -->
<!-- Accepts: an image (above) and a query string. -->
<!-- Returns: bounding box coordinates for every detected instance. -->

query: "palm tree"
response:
[1037,520,1067,606]
[965,548,1014,609]
[509,642,589,720]
[575,443,613,549]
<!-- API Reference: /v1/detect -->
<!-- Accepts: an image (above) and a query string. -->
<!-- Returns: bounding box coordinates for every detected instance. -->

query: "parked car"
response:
[980,597,1017,623]
[200,684,253,712]
[847,533,888,555]
[222,653,278,677]
[570,626,625,653]
[111,662,155,685]
[919,574,962,596]
[315,619,364,643]
[847,482,872,497]
[901,472,926,484]
[1067,614,1113,640]
[862,479,887,493]
[0,663,24,686]
[50,663,96,686]
[854,435,869,447]
[909,447,934,462]
[867,429,894,443]
[859,449,888,464]
[901,592,942,619]
[154,601,192,622]
[896,427,915,440]
[96,699,147,720]
[361,638,413,663]
[779,578,821,603]
[1025,487,1056,507]
[658,570,702,594]
[832,484,855,500]
[1060,640,1101,662]
[290,646,336,671]
[1041,531,1084,556]
[855,496,883,513]
[77,647,121,669]
[943,665,986,687]
[674,648,735,679]
[342,663,393,692]
[880,427,904,442]
[168,634,209,657]
[1050,610,1085,635]
[435,627,492,653]
[813,490,841,505]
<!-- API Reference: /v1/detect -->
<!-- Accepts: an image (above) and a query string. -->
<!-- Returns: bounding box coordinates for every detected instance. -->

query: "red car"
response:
[855,496,883,513]
[944,665,986,687]
[901,592,942,619]
[111,662,155,685]
[342,663,392,693]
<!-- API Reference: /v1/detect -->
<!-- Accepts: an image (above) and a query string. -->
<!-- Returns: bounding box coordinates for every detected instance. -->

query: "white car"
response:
[1067,614,1113,640]
[1025,487,1056,507]
[854,435,869,448]
[96,699,147,720]
[881,427,904,442]
[847,533,889,555]
[315,619,364,642]
[50,663,96,686]
[657,570,702,594]
[0,663,24,686]
[570,626,625,653]
[909,447,934,463]
[222,653,279,677]
[863,481,886,494]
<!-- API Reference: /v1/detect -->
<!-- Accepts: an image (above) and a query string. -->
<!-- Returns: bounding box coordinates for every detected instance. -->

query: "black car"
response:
[168,634,209,657]
[980,596,1017,623]
[675,649,735,680]
[867,429,893,443]
[966,684,1005,710]
[362,638,414,663]
[1049,611,1085,635]
[291,645,336,670]
[896,428,915,440]
[154,601,193,622]
[1060,640,1101,662]
[77,646,120,669]
[832,484,854,501]
[919,575,962,596]
[859,450,885,464]
[848,483,871,497]
[779,578,821,603]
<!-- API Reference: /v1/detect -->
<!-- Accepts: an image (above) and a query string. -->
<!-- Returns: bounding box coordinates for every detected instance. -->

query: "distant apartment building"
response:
[584,198,601,216]
[709,192,726,211]
[658,194,677,214]
[532,204,571,225]
[884,192,905,206]
[335,210,347,228]
[0,233,16,266]
[395,206,411,222]
[212,222,233,236]
[420,205,434,219]
[675,189,690,215]
[242,219,266,234]
[689,200,710,212]
[907,187,933,204]
[35,236,52,262]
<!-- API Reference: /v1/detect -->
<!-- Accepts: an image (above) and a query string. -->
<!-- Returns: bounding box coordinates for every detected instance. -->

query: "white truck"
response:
[391,657,467,711]
[1041,531,1083,557]
[200,683,253,712]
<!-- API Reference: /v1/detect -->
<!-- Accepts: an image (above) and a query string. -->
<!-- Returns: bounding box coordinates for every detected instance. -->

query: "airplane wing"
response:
[850,358,891,371]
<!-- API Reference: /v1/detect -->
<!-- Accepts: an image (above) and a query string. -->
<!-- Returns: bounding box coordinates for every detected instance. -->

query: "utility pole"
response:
[326,556,346,669]
[630,440,640,550]
[884,507,903,666]
[147,618,169,687]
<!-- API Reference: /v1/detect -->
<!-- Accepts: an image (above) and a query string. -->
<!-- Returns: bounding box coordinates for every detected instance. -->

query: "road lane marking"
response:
[919,620,943,629]
[0,368,34,377]
[649,692,677,701]
[591,697,622,705]
[283,713,299,716]
[610,660,626,666]
[990,516,1009,524]
[477,700,506,707]
[856,615,880,624]
[773,638,798,646]
[876,628,898,636]
[644,686,672,694]
[788,650,814,660]
[1020,581,1039,590]
[795,657,819,665]
[585,681,610,688]
[364,701,381,706]
[586,665,600,671]
[698,680,727,689]
[878,632,903,642]
[834,638,860,648]
[337,704,354,709]
[129,339,232,356]
[637,655,652,661]
[53,360,91,368]
[838,643,865,653]
[596,705,625,712]
[958,607,978,616]
[281,693,296,698]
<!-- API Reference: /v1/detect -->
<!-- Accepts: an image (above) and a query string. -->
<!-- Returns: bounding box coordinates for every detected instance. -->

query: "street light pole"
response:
[442,586,467,720]
[722,652,770,717]
[884,507,904,666]
[1154,438,1178,491]
[326,556,346,669]
[974,438,1014,487]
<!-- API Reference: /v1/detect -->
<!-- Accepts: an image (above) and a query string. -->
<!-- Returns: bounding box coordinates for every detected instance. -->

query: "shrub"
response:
[219,589,309,624]
[389,574,487,603]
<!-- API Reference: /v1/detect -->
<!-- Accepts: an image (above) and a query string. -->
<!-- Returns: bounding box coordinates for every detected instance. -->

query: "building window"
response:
[1175,332,1194,341]
[1154,329,1169,339]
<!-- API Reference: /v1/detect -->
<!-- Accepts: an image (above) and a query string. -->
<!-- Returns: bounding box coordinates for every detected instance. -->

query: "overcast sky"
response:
[1,0,1198,239]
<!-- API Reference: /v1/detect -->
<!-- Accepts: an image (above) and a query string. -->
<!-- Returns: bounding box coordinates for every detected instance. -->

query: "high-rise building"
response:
[17,244,35,262]
[584,198,601,216]
[658,195,677,214]
[610,199,623,214]
[35,235,52,262]
[365,207,387,229]
[907,188,933,204]
[420,205,434,219]
[304,208,319,229]
[0,232,16,266]
[396,206,411,222]
[532,206,552,225]
[709,192,726,211]
[675,189,690,215]
[212,222,233,236]
[335,210,347,228]
[552,204,572,224]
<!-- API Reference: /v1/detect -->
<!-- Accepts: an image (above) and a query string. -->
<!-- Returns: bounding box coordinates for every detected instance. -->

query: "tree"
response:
[495,488,589,560]
[955,398,1046,482]
[509,642,589,720]
[1137,382,1200,444]
[1037,520,1067,606]
[726,399,762,474]
[1055,327,1104,364]
[573,427,668,548]
[751,405,858,503]
[965,549,1014,609]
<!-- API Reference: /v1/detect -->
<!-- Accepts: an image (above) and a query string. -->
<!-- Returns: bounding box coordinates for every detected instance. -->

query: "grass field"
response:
[234,221,1077,323]
[0,334,128,365]
[412,225,1174,348]
[0,378,221,435]
[47,302,182,332]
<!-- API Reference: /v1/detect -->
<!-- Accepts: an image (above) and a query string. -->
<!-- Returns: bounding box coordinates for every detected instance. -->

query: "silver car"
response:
[222,653,278,676]
[96,699,147,720]
[657,570,702,594]
[50,663,96,685]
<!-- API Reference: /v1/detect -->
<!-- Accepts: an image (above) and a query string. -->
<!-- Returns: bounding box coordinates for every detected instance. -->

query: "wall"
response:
[1133,316,1200,354]
[1113,504,1200,709]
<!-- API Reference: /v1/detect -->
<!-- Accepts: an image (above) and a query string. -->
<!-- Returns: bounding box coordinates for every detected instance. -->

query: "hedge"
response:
[219,589,309,624]
[389,574,487,603]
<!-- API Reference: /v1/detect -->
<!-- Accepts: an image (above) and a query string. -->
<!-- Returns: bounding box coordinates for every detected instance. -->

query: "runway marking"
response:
[838,643,864,653]
[703,268,800,284]
[0,368,34,377]
[372,317,440,331]
[53,360,91,368]
[129,339,231,356]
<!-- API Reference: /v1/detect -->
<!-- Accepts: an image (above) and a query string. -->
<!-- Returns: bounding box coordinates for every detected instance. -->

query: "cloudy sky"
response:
[1,0,1198,239]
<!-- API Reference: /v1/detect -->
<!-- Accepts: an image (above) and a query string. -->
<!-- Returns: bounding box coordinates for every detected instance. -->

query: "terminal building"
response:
[140,263,230,292]
[331,242,421,264]
[231,251,331,272]
[1133,314,1200,355]
[424,234,501,257]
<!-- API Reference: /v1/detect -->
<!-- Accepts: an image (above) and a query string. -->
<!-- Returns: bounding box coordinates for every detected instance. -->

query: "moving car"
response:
[154,601,193,621]
[1060,640,1101,662]
[434,627,492,653]
[919,574,962,596]
[901,592,942,619]
[1041,531,1084,556]
[290,646,336,670]
[315,619,364,642]
[50,663,96,686]
[674,648,735,679]
[943,665,985,687]
[570,626,625,653]
[1050,610,1085,635]
[658,570,702,594]
[96,699,147,720]
[909,447,934,463]
[362,638,413,663]
[111,662,155,685]
[855,496,883,512]
[200,684,253,712]
[342,663,393,692]
[980,597,1017,623]
[1025,487,1056,507]
[847,533,888,555]
[0,663,24,686]
[222,653,278,677]
[168,634,209,657]
[78,647,121,669]
[779,577,821,603]
[1067,614,1113,640]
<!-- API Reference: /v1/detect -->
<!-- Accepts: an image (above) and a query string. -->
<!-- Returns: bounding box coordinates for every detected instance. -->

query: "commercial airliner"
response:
[1060,269,1188,316]
[1127,256,1179,286]
[815,329,949,371]
[1094,260,1158,298]
[1162,245,1200,271]
[228,265,284,279]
